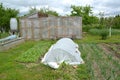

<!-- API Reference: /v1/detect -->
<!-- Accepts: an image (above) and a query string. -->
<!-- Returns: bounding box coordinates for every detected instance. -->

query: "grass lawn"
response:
[0,34,120,80]
[0,33,9,39]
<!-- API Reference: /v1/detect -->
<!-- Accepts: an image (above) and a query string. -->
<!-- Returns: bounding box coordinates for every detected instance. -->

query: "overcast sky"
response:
[0,0,120,17]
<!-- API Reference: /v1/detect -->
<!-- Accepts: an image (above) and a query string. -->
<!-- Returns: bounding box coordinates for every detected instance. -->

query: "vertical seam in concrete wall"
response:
[19,19,22,37]
[31,19,34,40]
[39,19,41,39]
[48,18,50,39]
[24,19,27,40]
[56,18,58,38]
[78,17,82,39]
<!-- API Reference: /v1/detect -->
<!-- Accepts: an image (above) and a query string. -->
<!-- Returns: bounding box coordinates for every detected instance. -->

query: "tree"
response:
[39,8,59,16]
[27,7,59,16]
[98,12,105,26]
[70,5,83,16]
[113,15,120,29]
[70,5,98,25]
[28,7,38,15]
[0,3,19,32]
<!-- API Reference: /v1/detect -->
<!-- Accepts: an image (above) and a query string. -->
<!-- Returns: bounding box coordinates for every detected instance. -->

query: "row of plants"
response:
[16,41,53,62]
[78,43,120,80]
[78,44,95,79]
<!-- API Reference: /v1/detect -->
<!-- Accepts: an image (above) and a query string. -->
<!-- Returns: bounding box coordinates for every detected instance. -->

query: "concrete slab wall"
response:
[19,17,82,40]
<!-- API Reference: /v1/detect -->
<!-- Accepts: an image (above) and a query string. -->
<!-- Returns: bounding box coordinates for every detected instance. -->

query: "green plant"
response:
[0,32,9,39]
[100,29,109,40]
[0,41,120,80]
[89,29,100,35]
[0,32,1,38]
[83,25,92,32]
[16,41,52,62]
[89,28,109,40]
[111,29,120,35]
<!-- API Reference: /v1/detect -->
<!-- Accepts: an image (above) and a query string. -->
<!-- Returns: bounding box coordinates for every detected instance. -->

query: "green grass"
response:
[89,29,120,35]
[0,32,9,39]
[78,43,120,80]
[75,33,120,43]
[0,34,120,80]
[0,41,79,80]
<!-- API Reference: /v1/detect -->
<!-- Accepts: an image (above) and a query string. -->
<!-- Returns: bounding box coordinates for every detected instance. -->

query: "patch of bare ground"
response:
[19,62,39,68]
[0,73,7,79]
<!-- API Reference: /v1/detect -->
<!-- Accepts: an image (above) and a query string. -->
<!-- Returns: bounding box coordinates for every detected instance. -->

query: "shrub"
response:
[100,29,109,40]
[83,25,92,32]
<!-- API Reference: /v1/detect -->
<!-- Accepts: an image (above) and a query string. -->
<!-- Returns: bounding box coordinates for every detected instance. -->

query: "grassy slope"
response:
[0,34,120,80]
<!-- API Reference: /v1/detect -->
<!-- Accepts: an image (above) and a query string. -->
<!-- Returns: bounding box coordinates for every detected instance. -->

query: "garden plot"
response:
[15,41,120,80]
[16,41,53,63]
[78,43,120,80]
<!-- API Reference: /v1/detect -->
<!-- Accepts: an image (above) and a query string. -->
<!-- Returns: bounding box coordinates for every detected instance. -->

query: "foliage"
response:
[89,28,109,40]
[78,43,120,80]
[83,25,92,32]
[89,29,120,36]
[98,14,120,29]
[27,7,59,16]
[39,8,59,16]
[0,37,120,80]
[100,29,109,40]
[76,33,120,43]
[111,29,120,35]
[28,7,38,14]
[83,24,101,32]
[0,3,19,32]
[16,41,52,62]
[0,32,9,39]
[98,12,105,25]
[112,15,120,29]
[70,5,99,25]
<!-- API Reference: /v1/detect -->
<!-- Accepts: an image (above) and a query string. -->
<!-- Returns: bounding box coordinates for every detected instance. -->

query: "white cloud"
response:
[0,0,120,16]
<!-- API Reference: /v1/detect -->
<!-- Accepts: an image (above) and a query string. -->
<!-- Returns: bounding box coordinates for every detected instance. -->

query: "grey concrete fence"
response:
[19,17,82,40]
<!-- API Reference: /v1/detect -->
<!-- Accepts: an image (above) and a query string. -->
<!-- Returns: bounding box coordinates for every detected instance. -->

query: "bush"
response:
[83,25,92,32]
[100,29,109,40]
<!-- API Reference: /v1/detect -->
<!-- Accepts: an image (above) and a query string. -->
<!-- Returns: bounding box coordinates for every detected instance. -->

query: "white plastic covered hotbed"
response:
[41,38,84,69]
